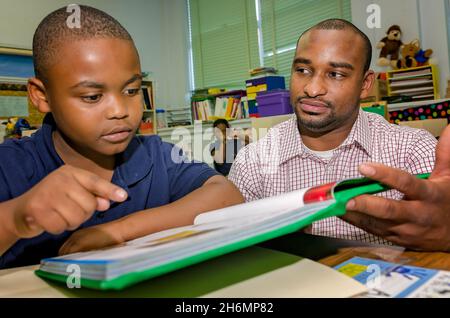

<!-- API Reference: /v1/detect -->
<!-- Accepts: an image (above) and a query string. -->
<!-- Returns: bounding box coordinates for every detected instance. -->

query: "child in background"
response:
[210,119,250,176]
[0,5,243,267]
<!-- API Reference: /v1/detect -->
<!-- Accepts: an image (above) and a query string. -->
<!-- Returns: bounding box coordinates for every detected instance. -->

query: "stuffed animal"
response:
[396,39,434,69]
[377,25,403,67]
[396,39,419,69]
[415,48,433,66]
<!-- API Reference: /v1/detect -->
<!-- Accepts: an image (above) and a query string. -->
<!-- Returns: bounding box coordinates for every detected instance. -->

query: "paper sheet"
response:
[202,259,367,298]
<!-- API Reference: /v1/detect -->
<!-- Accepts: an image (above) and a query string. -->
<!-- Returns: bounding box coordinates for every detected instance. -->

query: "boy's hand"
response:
[58,222,124,255]
[10,165,128,239]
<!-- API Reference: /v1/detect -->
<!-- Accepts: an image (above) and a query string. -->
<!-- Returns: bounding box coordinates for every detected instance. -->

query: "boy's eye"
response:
[125,88,140,96]
[81,94,102,103]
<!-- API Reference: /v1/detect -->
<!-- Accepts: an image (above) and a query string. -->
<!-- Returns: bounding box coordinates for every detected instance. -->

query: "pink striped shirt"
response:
[228,110,437,244]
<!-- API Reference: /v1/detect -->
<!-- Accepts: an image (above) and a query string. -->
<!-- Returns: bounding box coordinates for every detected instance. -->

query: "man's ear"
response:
[27,77,51,113]
[360,70,375,100]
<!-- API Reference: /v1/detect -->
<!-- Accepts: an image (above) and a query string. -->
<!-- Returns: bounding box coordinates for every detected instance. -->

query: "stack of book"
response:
[165,107,192,127]
[249,67,278,78]
[386,65,438,103]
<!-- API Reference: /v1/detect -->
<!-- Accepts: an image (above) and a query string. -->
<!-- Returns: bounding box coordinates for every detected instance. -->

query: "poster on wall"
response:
[0,47,34,79]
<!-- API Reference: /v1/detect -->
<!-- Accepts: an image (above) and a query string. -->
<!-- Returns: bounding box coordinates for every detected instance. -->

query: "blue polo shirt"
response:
[0,114,218,268]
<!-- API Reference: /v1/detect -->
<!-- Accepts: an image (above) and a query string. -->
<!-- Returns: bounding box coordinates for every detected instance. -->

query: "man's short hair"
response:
[33,5,134,83]
[297,19,372,73]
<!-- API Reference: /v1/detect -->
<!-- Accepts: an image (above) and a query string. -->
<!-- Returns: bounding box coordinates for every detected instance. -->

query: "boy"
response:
[0,5,244,268]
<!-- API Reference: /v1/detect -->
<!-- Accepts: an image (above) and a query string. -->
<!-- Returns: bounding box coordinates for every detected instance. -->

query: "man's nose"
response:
[303,75,326,97]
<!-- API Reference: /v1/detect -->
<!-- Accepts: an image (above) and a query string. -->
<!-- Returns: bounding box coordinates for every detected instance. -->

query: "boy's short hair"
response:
[33,5,134,83]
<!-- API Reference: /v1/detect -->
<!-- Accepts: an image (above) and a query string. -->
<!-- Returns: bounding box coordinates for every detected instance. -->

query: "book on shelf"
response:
[141,86,153,110]
[249,67,278,77]
[390,67,431,78]
[35,173,429,291]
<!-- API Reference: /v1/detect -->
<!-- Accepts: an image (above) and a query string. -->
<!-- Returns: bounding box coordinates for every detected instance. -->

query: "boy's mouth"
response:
[101,126,133,143]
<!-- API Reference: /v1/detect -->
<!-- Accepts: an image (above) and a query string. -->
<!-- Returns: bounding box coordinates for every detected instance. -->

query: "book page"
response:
[194,188,309,225]
[195,180,337,226]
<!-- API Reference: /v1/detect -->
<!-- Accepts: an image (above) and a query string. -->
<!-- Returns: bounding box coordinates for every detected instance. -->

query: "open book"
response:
[35,173,429,291]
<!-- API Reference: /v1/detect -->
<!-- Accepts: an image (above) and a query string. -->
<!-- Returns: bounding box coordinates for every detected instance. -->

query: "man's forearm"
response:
[117,176,244,242]
[0,199,20,256]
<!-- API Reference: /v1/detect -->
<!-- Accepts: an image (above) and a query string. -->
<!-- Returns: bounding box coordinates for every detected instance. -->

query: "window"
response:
[188,0,351,90]
[188,0,259,90]
[260,0,351,85]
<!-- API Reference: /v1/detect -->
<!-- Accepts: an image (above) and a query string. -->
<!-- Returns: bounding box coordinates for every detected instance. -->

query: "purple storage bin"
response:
[256,90,293,117]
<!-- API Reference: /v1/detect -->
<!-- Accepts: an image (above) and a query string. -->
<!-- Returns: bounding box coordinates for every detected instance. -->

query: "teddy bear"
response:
[396,39,419,69]
[396,39,434,69]
[415,47,433,66]
[377,25,403,67]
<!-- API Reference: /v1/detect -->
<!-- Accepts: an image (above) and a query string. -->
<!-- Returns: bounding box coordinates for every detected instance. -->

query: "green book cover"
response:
[35,173,430,291]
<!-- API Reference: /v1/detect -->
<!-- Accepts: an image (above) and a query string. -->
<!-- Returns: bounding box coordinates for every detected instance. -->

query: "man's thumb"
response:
[432,124,450,177]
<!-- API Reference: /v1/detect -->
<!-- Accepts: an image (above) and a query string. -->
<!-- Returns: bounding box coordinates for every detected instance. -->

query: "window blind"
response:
[189,0,260,89]
[261,0,352,86]
[189,0,351,90]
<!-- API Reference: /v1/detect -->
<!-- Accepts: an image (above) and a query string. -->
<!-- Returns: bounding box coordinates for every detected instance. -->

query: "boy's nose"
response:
[106,96,129,119]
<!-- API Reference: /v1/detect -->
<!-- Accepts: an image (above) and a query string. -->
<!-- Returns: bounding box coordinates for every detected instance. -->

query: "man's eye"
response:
[295,67,309,74]
[329,72,345,79]
[81,94,102,103]
[125,88,140,96]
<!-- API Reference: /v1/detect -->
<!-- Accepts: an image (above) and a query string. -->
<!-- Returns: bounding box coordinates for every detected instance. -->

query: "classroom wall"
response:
[0,0,190,109]
[351,0,450,98]
[1,1,448,109]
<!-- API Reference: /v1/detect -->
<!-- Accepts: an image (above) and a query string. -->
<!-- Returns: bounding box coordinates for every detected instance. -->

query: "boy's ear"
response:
[359,70,375,100]
[27,77,51,113]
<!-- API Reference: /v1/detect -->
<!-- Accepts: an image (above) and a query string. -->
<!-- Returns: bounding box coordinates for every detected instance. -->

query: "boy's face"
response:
[44,38,143,156]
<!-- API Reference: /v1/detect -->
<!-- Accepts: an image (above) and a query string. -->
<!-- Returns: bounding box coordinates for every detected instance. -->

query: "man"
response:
[344,122,450,251]
[228,19,437,245]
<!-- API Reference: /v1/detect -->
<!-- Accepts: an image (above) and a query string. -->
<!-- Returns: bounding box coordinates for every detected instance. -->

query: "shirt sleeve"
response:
[0,145,34,202]
[404,129,437,175]
[162,141,219,202]
[228,144,263,202]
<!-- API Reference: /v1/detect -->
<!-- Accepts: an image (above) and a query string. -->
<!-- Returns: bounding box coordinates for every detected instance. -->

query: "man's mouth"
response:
[298,98,330,114]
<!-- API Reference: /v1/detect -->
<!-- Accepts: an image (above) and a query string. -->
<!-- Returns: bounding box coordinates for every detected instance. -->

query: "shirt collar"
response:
[279,116,305,164]
[339,109,373,157]
[278,109,373,164]
[115,136,153,187]
[36,113,65,171]
[38,113,152,187]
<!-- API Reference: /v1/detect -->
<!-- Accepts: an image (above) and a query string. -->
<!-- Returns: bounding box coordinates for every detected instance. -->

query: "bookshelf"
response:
[139,80,157,135]
[191,90,249,122]
[386,65,439,102]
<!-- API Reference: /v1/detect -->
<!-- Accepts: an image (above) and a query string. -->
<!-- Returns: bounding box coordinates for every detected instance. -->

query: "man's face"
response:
[290,29,371,134]
[44,38,143,156]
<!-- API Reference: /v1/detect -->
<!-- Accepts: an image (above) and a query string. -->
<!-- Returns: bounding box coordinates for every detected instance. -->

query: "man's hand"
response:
[342,124,450,251]
[8,165,128,239]
[59,222,124,255]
